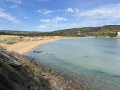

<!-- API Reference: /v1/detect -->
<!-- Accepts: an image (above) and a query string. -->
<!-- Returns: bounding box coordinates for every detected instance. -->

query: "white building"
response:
[118,32,120,36]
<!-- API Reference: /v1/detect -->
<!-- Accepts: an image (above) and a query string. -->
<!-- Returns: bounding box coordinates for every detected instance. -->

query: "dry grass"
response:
[0,37,29,44]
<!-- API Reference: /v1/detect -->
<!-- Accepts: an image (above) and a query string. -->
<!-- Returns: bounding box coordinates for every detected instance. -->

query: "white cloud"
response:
[0,8,20,24]
[75,8,79,13]
[40,19,50,22]
[66,8,74,12]
[78,3,120,20]
[65,8,79,13]
[40,17,67,23]
[54,17,67,22]
[37,3,120,31]
[38,17,68,31]
[43,10,54,14]
[75,3,120,26]
[36,9,54,14]
[6,0,22,8]
[37,8,79,15]
[6,0,21,4]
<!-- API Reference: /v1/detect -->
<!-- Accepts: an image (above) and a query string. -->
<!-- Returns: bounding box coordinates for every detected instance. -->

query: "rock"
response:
[33,51,36,53]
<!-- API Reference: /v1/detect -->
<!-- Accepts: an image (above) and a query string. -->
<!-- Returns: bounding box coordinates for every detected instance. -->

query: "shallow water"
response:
[26,38,120,90]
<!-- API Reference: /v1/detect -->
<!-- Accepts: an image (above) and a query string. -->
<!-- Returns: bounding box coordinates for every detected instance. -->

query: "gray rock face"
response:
[0,46,21,66]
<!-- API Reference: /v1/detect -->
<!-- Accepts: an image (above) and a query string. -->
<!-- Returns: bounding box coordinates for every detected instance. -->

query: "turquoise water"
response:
[26,38,120,90]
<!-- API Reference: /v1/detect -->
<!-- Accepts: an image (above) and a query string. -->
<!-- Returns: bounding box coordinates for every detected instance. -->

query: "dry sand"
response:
[1,35,118,54]
[0,35,81,54]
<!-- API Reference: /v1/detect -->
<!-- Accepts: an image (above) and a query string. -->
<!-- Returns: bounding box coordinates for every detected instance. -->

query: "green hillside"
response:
[0,25,120,37]
[52,25,120,37]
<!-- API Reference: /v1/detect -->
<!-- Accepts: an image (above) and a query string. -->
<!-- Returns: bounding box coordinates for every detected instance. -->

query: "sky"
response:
[0,0,120,32]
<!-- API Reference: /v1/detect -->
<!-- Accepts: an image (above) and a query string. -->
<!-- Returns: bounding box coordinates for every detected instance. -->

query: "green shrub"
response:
[109,33,117,37]
[24,65,35,77]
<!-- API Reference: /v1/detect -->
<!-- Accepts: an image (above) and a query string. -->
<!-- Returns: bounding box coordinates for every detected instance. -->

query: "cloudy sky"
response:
[0,0,120,31]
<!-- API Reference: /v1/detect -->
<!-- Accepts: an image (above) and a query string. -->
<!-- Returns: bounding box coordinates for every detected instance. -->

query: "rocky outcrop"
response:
[0,46,85,90]
[0,46,21,66]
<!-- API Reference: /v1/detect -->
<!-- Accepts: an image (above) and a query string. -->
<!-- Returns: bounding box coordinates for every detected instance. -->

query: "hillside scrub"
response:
[1,25,120,37]
[0,37,29,44]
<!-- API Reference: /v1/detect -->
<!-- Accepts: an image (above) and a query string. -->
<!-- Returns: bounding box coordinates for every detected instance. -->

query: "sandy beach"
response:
[0,35,67,54]
[0,35,120,90]
[0,35,84,54]
[1,35,119,54]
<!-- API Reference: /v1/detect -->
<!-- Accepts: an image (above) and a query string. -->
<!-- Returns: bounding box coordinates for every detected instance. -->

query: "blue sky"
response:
[0,0,120,32]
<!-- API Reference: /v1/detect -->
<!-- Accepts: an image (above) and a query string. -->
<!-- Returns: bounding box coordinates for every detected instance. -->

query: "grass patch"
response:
[0,60,13,70]
[24,65,35,77]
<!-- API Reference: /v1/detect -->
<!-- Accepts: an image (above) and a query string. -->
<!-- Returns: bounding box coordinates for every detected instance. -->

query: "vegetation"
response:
[52,25,119,37]
[0,46,84,90]
[0,37,29,44]
[0,46,47,90]
[109,32,117,37]
[24,65,35,77]
[0,25,120,37]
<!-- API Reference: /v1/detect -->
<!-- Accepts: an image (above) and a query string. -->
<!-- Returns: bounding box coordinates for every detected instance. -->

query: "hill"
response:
[0,25,120,37]
[0,46,47,90]
[52,25,120,37]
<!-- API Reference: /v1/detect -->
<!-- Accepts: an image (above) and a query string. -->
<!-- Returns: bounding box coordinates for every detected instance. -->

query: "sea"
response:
[26,38,120,90]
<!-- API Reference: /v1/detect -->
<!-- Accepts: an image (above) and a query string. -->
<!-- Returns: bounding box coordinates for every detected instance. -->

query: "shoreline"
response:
[0,46,85,89]
[23,36,120,55]
[1,35,120,89]
[0,36,68,54]
[0,35,94,54]
[0,35,120,54]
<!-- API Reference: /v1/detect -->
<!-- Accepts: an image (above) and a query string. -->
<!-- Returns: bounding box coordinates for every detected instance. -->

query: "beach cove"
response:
[26,38,120,90]
[1,35,120,90]
[0,35,96,54]
[0,35,88,89]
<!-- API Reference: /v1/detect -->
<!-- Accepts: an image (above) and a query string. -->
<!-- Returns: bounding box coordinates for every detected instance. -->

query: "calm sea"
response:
[26,38,120,90]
